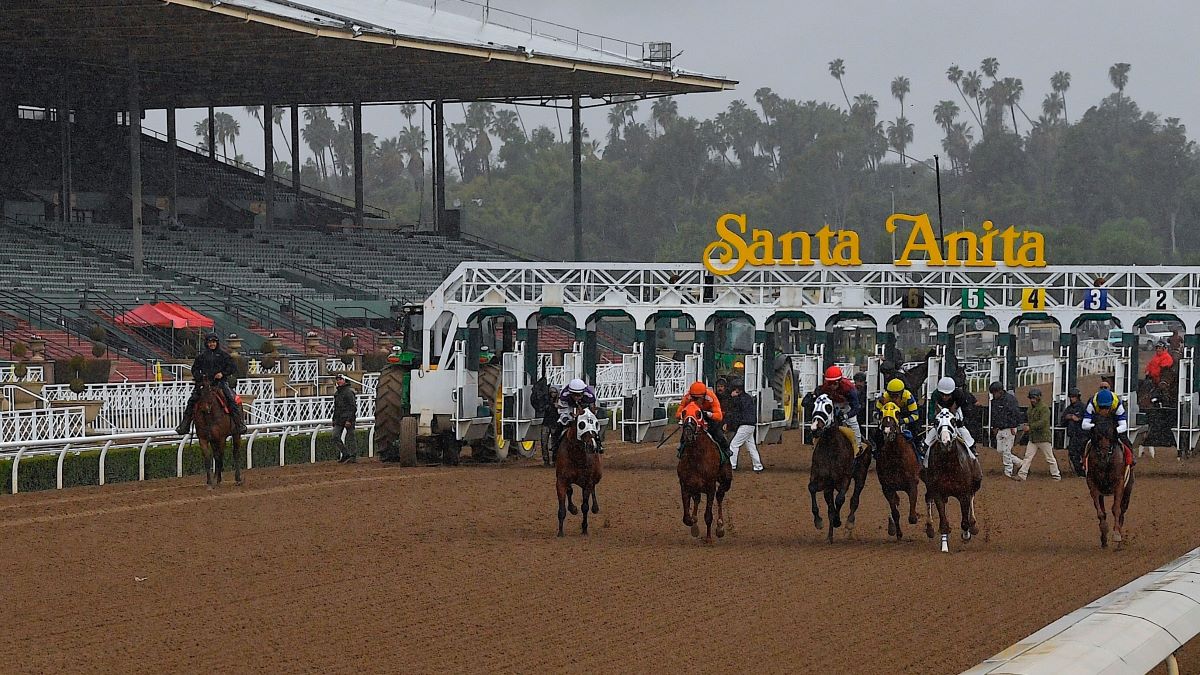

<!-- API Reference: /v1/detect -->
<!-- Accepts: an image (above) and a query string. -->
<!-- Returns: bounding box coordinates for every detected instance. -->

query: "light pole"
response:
[889,185,896,260]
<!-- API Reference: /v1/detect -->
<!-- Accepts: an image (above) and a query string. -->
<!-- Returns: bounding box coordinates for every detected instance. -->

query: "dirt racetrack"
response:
[4,431,1200,674]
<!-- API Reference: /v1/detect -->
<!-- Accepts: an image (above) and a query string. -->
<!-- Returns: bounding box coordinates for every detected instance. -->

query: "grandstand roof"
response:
[0,0,736,110]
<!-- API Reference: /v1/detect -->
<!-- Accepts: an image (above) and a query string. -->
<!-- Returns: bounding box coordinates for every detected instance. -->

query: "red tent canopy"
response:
[114,303,213,329]
[153,302,214,329]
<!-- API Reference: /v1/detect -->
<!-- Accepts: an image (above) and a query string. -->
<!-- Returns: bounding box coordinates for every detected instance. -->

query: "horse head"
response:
[679,401,704,445]
[810,394,835,434]
[574,406,601,452]
[934,408,956,447]
[1089,413,1117,464]
[879,401,901,440]
[195,378,217,415]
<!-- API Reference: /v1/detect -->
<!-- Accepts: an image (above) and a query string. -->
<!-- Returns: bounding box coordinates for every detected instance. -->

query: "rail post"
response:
[246,430,259,469]
[98,439,114,486]
[56,443,71,490]
[279,427,290,466]
[368,425,375,457]
[176,434,189,478]
[11,446,25,494]
[309,427,319,464]
[138,437,151,481]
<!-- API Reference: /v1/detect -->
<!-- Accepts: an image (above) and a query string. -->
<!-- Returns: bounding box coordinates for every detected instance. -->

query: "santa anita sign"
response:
[702,212,1047,275]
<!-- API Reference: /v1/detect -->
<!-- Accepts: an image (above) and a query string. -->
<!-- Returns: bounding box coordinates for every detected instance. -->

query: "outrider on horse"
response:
[923,408,981,552]
[1083,410,1134,548]
[176,333,247,436]
[808,394,868,543]
[676,400,732,543]
[555,404,602,537]
[192,377,243,488]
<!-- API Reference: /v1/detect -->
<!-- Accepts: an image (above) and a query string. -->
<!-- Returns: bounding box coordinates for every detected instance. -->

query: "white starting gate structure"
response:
[410,262,1200,451]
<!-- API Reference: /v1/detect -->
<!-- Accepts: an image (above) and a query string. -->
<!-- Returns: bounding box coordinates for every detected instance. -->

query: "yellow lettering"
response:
[703,213,749,275]
[888,213,944,265]
[1000,226,1022,266]
[976,220,998,266]
[815,225,837,265]
[831,230,861,265]
[778,231,813,265]
[748,228,775,265]
[1014,231,1046,267]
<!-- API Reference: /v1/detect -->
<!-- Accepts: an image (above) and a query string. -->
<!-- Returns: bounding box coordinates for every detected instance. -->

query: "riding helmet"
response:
[1156,340,1168,349]
[886,378,905,393]
[1096,389,1114,407]
[567,378,587,394]
[688,381,708,397]
[936,376,956,395]
[1028,387,1042,399]
[824,365,843,381]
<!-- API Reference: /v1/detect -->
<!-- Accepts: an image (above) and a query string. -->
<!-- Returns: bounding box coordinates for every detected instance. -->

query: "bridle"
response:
[810,394,835,436]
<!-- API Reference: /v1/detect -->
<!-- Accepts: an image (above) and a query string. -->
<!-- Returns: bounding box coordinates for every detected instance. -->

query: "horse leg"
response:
[590,487,599,514]
[924,497,935,539]
[824,488,838,543]
[847,470,866,529]
[690,494,702,538]
[967,494,980,536]
[1093,490,1109,548]
[231,434,242,486]
[959,496,974,542]
[935,496,951,553]
[703,489,715,544]
[214,438,224,485]
[567,484,578,515]
[1111,484,1125,544]
[906,481,920,525]
[580,485,591,536]
[832,481,847,529]
[809,481,823,531]
[681,484,695,528]
[715,480,727,539]
[887,490,902,540]
[556,478,568,537]
[200,439,213,489]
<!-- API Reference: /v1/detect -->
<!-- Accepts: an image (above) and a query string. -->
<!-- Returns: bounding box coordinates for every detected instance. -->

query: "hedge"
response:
[0,429,369,494]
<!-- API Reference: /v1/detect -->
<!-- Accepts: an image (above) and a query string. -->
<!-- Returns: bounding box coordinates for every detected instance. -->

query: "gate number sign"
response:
[1082,288,1108,310]
[1020,287,1046,311]
[961,288,985,310]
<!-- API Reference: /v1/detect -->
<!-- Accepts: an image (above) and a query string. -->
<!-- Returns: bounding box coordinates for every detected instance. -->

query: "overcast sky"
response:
[149,0,1197,168]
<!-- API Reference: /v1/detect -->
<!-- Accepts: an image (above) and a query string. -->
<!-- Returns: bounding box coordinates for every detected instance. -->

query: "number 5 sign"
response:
[1082,288,1108,310]
[961,289,985,310]
[1020,287,1046,311]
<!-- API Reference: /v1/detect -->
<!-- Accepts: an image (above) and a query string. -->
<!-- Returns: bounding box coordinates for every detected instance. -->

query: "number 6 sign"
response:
[1082,288,1108,310]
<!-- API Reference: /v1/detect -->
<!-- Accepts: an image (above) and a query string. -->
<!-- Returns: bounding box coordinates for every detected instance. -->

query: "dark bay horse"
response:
[876,402,921,541]
[194,379,242,488]
[808,394,864,543]
[923,408,981,552]
[1084,414,1134,548]
[555,406,602,537]
[677,402,732,543]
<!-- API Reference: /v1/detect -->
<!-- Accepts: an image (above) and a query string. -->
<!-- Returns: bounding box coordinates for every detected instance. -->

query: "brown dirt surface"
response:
[3,432,1200,674]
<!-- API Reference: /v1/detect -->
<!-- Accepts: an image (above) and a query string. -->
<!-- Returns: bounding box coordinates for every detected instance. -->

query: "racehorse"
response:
[808,394,865,543]
[555,406,603,537]
[876,402,921,541]
[923,408,981,552]
[677,401,732,543]
[193,378,242,488]
[1084,413,1134,548]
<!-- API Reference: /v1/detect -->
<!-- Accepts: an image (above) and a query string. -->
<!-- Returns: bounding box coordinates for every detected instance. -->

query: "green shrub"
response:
[82,359,110,384]
[362,353,388,373]
[90,341,106,358]
[10,341,27,360]
[339,334,355,351]
[87,324,107,343]
[69,377,86,394]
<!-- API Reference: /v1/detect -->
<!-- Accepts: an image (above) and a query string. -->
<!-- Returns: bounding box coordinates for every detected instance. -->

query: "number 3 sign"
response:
[1082,288,1108,310]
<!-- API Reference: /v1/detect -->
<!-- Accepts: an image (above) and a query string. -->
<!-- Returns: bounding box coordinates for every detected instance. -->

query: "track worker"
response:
[725,378,763,473]
[1060,388,1087,477]
[676,381,728,460]
[333,373,358,463]
[1014,388,1061,481]
[988,382,1024,478]
[176,333,247,436]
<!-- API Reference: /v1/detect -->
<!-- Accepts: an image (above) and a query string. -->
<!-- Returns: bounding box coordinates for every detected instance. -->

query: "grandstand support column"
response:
[434,100,446,233]
[572,95,583,261]
[167,106,178,227]
[290,104,300,196]
[207,107,216,160]
[58,88,71,227]
[353,101,364,228]
[128,52,144,275]
[264,102,274,230]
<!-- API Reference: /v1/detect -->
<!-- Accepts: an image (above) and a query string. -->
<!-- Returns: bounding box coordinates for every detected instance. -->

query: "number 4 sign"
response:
[1083,288,1108,310]
[961,289,985,310]
[1020,287,1046,311]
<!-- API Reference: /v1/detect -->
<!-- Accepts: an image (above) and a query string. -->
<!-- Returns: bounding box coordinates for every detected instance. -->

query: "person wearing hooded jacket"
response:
[176,333,247,436]
[333,373,358,463]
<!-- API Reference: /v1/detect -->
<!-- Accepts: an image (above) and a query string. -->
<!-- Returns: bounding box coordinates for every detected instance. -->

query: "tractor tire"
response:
[374,366,407,462]
[475,364,505,461]
[770,359,796,426]
[398,416,417,466]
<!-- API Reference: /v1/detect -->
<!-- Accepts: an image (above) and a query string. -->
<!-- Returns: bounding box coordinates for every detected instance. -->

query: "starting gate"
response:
[1177,347,1199,453]
[501,343,540,443]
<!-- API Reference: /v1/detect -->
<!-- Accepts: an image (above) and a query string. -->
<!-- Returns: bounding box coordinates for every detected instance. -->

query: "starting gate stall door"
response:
[453,342,489,441]
[1051,342,1071,445]
[1177,347,1199,454]
[684,343,703,388]
[864,353,883,437]
[620,344,669,443]
[793,346,822,442]
[501,346,538,443]
[562,342,584,383]
[923,349,945,432]
[1113,344,1137,423]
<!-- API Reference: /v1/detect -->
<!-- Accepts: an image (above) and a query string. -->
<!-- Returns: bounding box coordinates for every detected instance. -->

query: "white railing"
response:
[157,363,190,381]
[247,359,281,375]
[1077,354,1112,377]
[0,407,86,443]
[965,545,1200,674]
[325,357,354,373]
[248,394,375,425]
[360,373,378,395]
[0,386,12,411]
[43,381,194,433]
[0,365,45,383]
[1,416,377,494]
[236,378,277,400]
[289,359,319,384]
[1015,363,1055,388]
[594,363,623,403]
[655,359,686,400]
[545,365,567,388]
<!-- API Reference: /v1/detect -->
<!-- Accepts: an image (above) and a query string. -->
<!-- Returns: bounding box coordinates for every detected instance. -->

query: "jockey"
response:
[176,333,247,436]
[819,365,863,449]
[876,377,921,450]
[1082,388,1134,464]
[1145,340,1174,386]
[923,376,977,465]
[676,381,729,458]
[553,378,603,454]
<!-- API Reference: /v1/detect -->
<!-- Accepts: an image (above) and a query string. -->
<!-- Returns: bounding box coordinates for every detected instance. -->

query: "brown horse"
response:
[555,406,602,537]
[193,379,242,488]
[876,402,921,540]
[677,402,732,543]
[923,408,981,552]
[808,394,863,543]
[1084,413,1133,548]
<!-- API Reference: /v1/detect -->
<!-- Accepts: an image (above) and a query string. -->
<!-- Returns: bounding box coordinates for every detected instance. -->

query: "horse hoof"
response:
[831,517,842,529]
[908,515,919,525]
[925,524,935,539]
[969,524,979,536]
[844,519,854,531]
[814,519,823,531]
[591,505,599,514]
[716,523,726,538]
[557,531,564,538]
[690,524,700,538]
[236,479,243,487]
[1112,531,1123,543]
[705,536,714,545]
[962,531,972,542]
[887,519,896,537]
[568,505,579,515]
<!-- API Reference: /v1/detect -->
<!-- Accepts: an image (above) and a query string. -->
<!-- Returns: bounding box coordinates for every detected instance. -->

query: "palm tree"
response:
[890,75,910,119]
[397,125,426,190]
[272,106,291,158]
[947,64,983,127]
[963,71,984,123]
[1001,77,1031,132]
[981,57,1000,82]
[828,58,851,109]
[650,97,679,135]
[945,121,974,175]
[213,112,240,161]
[886,116,913,166]
[446,122,470,178]
[1108,62,1131,101]
[1051,71,1072,123]
[933,100,959,133]
[399,104,417,126]
[193,119,212,155]
[1041,92,1064,122]
[465,102,496,178]
[302,107,336,181]
[606,105,625,144]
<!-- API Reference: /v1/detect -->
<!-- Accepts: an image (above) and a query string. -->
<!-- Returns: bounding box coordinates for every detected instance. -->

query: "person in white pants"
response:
[989,381,1024,477]
[726,379,763,473]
